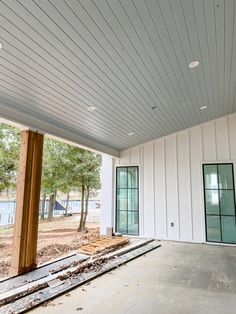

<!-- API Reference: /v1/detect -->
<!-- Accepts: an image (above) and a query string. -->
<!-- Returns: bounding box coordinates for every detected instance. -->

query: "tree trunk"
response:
[77,184,85,232]
[65,188,70,215]
[52,189,57,212]
[48,190,56,221]
[48,194,54,221]
[82,188,89,230]
[41,192,46,220]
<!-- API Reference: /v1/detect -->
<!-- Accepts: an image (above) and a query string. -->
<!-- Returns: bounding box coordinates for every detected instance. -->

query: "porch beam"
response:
[10,130,44,276]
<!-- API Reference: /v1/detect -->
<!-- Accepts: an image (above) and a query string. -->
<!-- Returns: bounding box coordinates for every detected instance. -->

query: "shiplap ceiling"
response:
[0,0,235,156]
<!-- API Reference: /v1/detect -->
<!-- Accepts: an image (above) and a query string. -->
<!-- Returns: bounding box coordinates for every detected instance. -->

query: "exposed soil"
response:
[0,215,100,279]
[36,228,100,264]
[0,261,11,277]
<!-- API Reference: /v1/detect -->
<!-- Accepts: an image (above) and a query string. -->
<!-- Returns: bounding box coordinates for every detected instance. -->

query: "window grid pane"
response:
[117,167,127,189]
[218,164,234,189]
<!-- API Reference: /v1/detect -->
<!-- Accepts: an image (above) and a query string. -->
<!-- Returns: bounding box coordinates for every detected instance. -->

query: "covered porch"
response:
[0,0,236,313]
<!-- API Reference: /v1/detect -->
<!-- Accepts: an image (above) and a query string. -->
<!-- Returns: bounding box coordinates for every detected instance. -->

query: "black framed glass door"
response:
[116,166,139,235]
[203,163,236,244]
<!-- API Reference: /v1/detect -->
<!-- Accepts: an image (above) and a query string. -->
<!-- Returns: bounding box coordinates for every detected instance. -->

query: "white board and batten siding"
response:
[114,113,236,243]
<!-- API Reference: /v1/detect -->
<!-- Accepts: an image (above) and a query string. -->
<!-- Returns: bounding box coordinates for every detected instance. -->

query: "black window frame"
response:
[203,163,236,244]
[115,166,139,236]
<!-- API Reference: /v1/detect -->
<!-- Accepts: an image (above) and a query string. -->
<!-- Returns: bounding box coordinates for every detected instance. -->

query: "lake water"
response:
[0,200,98,226]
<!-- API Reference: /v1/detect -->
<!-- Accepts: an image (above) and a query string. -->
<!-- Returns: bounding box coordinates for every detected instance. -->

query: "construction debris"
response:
[37,244,74,264]
[0,228,100,279]
[78,237,130,255]
[0,236,130,307]
[0,239,161,314]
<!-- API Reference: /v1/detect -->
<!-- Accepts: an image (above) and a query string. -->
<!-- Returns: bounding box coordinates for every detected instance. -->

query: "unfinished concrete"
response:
[32,241,236,314]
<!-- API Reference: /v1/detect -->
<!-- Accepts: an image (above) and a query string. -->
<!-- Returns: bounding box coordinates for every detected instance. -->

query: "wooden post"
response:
[10,130,44,276]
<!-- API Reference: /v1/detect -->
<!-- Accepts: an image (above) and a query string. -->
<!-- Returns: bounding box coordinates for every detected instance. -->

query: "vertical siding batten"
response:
[120,149,130,164]
[130,146,140,164]
[177,130,192,240]
[139,145,145,236]
[227,116,231,160]
[215,117,230,160]
[143,142,155,237]
[153,141,156,237]
[202,121,217,161]
[190,125,204,241]
[165,134,179,240]
[228,113,236,159]
[188,129,194,240]
[176,132,181,239]
[214,120,218,160]
[199,125,205,242]
[164,137,168,238]
[154,138,167,239]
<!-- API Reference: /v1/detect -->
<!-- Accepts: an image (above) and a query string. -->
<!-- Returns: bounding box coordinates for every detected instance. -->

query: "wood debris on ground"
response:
[78,236,130,255]
[0,240,160,313]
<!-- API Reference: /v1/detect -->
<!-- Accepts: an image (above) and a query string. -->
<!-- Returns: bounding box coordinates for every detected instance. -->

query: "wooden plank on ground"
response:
[0,239,154,307]
[0,253,88,295]
[78,237,130,255]
[0,241,161,314]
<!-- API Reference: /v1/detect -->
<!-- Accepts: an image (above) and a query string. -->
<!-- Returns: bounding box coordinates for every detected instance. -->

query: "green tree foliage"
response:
[0,124,20,192]
[40,139,65,219]
[42,139,69,194]
[41,138,101,228]
[76,151,101,231]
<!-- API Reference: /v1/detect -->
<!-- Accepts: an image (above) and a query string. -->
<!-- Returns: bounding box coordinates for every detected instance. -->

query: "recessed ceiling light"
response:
[188,60,200,69]
[200,105,207,110]
[87,106,96,111]
[128,132,134,136]
[0,42,3,50]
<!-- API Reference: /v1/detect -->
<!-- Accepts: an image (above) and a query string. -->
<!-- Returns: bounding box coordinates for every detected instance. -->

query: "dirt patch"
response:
[0,227,100,279]
[37,244,74,264]
[0,261,11,277]
[71,228,100,247]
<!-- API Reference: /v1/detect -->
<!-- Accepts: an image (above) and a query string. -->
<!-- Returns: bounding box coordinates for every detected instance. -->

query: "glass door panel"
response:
[203,164,236,244]
[116,166,139,236]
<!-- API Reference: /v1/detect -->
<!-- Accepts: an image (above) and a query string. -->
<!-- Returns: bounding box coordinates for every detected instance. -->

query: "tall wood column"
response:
[10,130,44,276]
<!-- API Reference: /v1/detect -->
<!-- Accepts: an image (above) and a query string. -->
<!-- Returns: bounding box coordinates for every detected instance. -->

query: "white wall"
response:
[100,155,115,235]
[105,113,236,243]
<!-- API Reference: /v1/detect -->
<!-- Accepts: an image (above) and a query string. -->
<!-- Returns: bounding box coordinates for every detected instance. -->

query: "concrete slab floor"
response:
[32,241,236,314]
